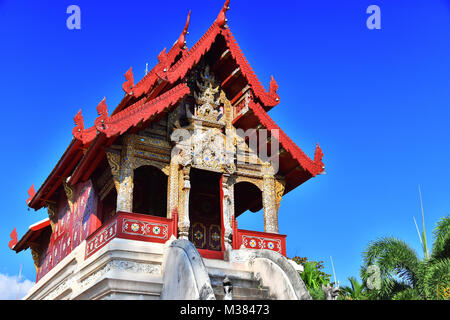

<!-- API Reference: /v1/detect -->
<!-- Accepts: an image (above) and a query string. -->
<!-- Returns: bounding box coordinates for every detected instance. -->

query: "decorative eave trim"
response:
[68,83,190,185]
[102,83,190,137]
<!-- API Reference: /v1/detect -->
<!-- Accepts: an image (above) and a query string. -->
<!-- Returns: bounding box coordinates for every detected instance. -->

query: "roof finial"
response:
[72,109,85,140]
[94,97,108,130]
[122,67,134,95]
[176,10,191,49]
[8,228,17,250]
[216,0,230,28]
[269,76,279,96]
[26,184,36,205]
[314,143,325,168]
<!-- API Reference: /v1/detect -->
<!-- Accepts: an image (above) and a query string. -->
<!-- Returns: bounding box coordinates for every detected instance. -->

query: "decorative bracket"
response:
[63,181,75,213]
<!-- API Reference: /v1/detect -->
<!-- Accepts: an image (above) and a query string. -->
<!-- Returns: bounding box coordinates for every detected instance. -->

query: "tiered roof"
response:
[26,0,324,212]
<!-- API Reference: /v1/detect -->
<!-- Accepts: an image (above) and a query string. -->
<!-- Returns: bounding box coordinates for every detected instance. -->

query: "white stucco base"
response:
[24,238,165,300]
[23,238,310,300]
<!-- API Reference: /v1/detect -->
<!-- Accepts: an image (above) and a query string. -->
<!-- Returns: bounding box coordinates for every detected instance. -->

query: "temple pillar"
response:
[116,134,135,212]
[167,158,180,219]
[221,174,234,257]
[178,166,191,239]
[262,164,279,234]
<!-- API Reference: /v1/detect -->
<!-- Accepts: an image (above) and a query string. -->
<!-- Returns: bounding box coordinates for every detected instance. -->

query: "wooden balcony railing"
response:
[232,218,287,256]
[85,211,286,260]
[85,211,178,259]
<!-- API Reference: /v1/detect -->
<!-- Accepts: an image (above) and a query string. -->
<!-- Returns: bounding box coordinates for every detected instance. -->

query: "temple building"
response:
[9,1,325,300]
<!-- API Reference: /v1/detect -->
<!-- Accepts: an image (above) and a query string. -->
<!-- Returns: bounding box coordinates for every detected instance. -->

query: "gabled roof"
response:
[27,0,324,210]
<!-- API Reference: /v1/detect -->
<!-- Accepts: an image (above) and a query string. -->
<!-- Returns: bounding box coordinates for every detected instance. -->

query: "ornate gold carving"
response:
[167,159,180,218]
[193,66,223,123]
[135,135,171,150]
[116,134,134,212]
[29,243,41,272]
[262,173,279,234]
[219,90,233,129]
[274,179,286,213]
[235,175,263,191]
[44,201,58,231]
[133,157,170,176]
[106,151,121,193]
[62,182,74,212]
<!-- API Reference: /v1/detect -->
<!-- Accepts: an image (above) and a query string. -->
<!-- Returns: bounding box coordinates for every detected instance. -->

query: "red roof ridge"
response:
[71,83,190,144]
[130,11,192,100]
[161,9,280,109]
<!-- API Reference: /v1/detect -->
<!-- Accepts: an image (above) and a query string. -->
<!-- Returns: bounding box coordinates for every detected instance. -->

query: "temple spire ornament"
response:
[216,0,230,28]
[176,11,191,49]
[269,76,279,96]
[122,67,134,94]
[94,97,108,131]
[8,228,17,250]
[72,109,85,140]
[27,184,36,205]
[314,143,325,169]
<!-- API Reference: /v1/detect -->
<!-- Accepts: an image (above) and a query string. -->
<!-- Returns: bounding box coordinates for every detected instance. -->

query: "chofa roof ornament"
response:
[26,184,36,205]
[269,76,279,101]
[72,109,85,140]
[216,0,230,28]
[122,67,134,95]
[94,97,109,131]
[176,11,191,49]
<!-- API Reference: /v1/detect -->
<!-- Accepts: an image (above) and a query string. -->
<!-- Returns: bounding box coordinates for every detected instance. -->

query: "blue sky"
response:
[0,0,449,294]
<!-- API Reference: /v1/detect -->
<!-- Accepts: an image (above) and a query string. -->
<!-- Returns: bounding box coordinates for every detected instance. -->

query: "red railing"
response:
[232,218,287,256]
[85,211,286,260]
[85,210,178,259]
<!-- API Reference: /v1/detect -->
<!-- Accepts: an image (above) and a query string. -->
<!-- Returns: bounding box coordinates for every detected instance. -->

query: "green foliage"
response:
[422,258,450,300]
[431,216,450,260]
[339,276,367,300]
[392,288,421,300]
[309,287,326,300]
[291,256,332,300]
[360,215,450,300]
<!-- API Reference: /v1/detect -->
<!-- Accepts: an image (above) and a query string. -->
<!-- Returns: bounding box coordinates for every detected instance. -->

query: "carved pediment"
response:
[190,66,225,126]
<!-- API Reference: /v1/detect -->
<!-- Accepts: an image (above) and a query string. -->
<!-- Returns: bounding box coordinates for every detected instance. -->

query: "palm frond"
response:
[363,237,421,286]
[431,215,450,260]
[423,258,450,300]
[392,288,421,300]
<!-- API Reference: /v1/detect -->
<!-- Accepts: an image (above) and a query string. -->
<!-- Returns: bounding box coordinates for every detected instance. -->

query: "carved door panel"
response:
[189,193,222,251]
